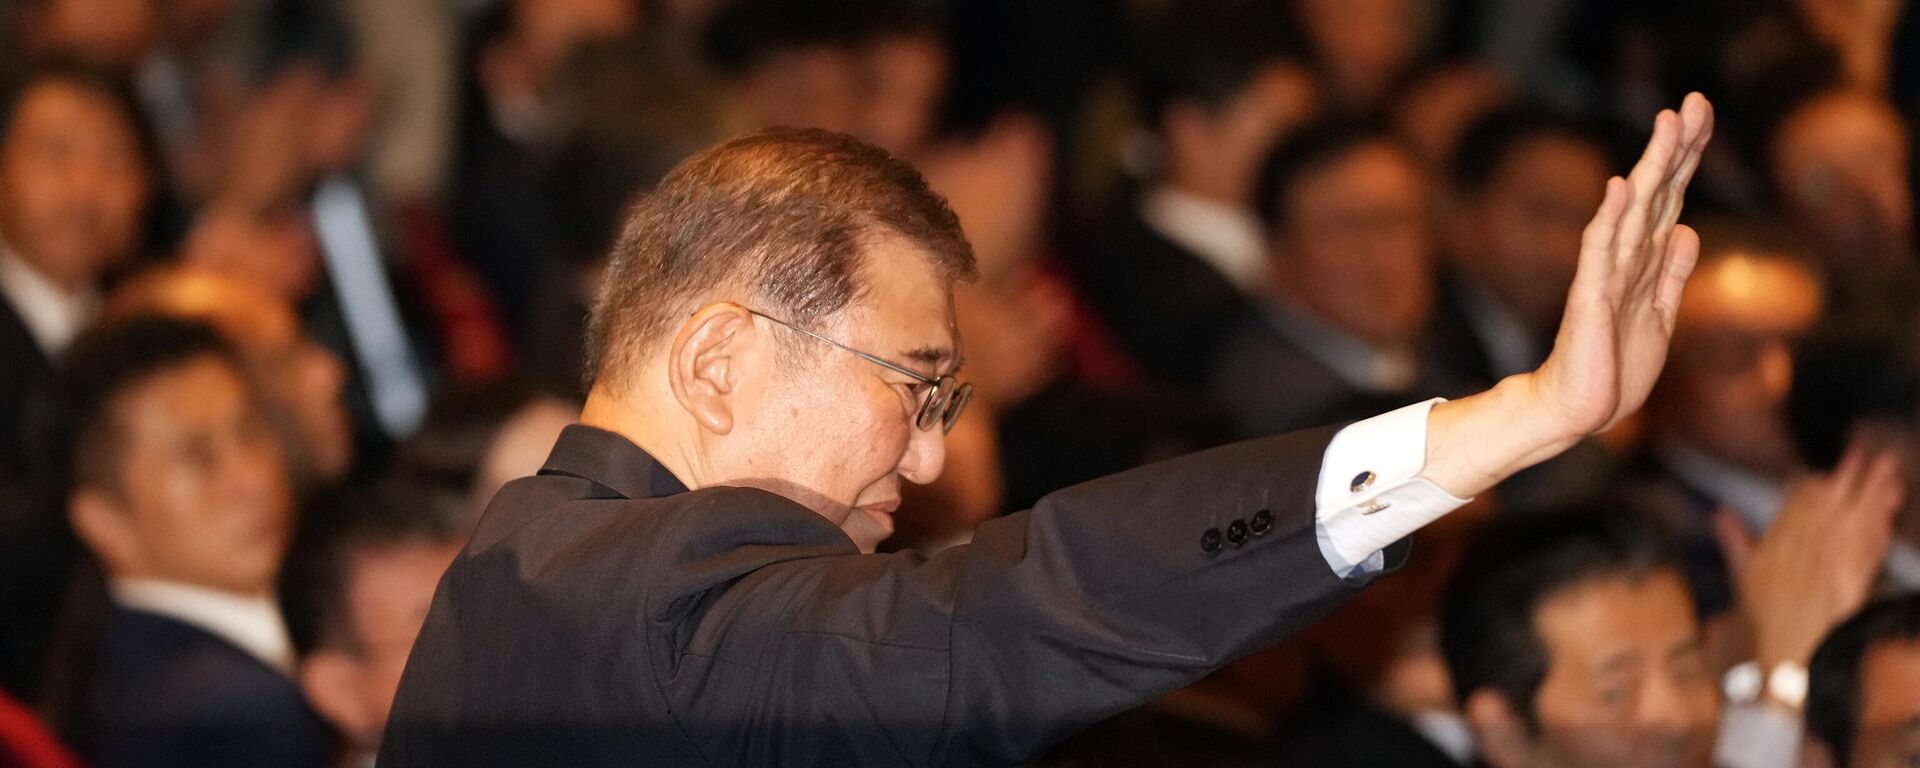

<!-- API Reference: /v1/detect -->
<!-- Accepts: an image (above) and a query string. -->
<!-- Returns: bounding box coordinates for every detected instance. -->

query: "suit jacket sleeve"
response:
[655,425,1401,766]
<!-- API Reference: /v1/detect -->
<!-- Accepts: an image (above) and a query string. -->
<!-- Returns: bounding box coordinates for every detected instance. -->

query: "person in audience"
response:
[104,267,352,489]
[1633,225,1826,621]
[0,62,153,478]
[284,481,468,768]
[1443,511,1723,768]
[0,61,154,705]
[44,317,326,767]
[1206,120,1476,437]
[1446,449,1901,768]
[1805,594,1920,768]
[453,0,640,330]
[1765,87,1915,331]
[1073,2,1317,393]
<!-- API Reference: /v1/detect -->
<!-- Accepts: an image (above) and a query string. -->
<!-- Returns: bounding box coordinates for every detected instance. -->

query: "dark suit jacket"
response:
[69,605,330,768]
[380,424,1405,767]
[1071,197,1259,394]
[0,295,50,480]
[1204,313,1479,440]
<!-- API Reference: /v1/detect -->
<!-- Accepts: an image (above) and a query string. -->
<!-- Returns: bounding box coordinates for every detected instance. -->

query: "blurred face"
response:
[0,80,151,291]
[1273,142,1435,345]
[31,0,159,70]
[313,541,462,751]
[1453,135,1612,331]
[726,240,955,551]
[1770,92,1912,271]
[1656,254,1824,475]
[1295,0,1420,109]
[861,33,948,155]
[85,357,293,595]
[475,397,577,507]
[1522,571,1720,768]
[1847,638,1920,768]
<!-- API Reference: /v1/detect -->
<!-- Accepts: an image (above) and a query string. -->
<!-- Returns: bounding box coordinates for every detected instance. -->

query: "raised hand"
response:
[1422,94,1714,498]
[1527,93,1715,438]
[1716,438,1905,669]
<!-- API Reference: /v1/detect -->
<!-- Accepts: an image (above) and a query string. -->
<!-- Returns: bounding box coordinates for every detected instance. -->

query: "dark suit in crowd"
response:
[380,424,1404,767]
[1073,199,1259,394]
[67,606,330,768]
[0,296,50,479]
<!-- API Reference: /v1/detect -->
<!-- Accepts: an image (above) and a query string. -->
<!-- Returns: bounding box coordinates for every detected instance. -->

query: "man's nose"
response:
[896,419,949,485]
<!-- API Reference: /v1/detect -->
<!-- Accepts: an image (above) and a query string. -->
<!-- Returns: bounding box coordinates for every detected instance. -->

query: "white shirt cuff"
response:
[1314,398,1472,574]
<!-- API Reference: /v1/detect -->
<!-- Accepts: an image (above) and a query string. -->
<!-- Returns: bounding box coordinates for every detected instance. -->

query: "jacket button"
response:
[1249,509,1273,536]
[1200,527,1224,554]
[1225,519,1248,546]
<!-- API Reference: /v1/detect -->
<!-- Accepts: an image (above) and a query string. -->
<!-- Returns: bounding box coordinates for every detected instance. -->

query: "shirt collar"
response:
[1262,300,1420,393]
[539,424,690,500]
[1658,442,1788,532]
[0,236,98,356]
[1138,186,1269,295]
[109,578,296,675]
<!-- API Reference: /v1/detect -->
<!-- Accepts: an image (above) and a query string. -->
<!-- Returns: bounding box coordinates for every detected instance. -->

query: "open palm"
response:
[1530,93,1715,437]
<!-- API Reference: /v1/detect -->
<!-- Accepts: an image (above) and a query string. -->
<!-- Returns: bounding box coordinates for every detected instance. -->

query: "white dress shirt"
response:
[1314,399,1470,576]
[1138,186,1270,296]
[110,579,298,675]
[0,237,99,356]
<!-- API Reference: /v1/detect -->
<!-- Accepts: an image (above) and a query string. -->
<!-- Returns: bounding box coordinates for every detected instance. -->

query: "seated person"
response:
[1442,511,1722,768]
[1805,594,1920,768]
[43,317,327,768]
[283,481,469,767]
[1206,120,1477,437]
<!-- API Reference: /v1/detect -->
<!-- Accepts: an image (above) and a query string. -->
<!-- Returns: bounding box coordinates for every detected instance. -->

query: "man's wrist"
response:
[1423,374,1587,499]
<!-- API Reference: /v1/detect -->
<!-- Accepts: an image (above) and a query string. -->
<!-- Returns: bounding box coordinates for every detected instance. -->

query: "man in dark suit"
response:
[0,61,154,704]
[1206,121,1480,438]
[0,61,153,480]
[1072,3,1316,393]
[43,318,328,768]
[384,94,1713,766]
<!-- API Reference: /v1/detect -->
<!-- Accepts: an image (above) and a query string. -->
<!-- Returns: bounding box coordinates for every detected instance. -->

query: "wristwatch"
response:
[1723,661,1809,710]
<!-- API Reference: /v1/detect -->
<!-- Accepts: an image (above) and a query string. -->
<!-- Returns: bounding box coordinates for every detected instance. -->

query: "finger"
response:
[1711,507,1756,575]
[1653,224,1700,324]
[1859,449,1907,520]
[1653,95,1717,235]
[1615,110,1680,272]
[1573,176,1630,290]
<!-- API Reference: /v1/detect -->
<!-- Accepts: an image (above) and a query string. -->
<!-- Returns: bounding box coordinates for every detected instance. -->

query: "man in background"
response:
[45,317,326,768]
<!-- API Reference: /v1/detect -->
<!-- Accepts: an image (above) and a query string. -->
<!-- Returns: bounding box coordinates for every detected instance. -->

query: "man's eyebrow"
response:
[898,346,966,378]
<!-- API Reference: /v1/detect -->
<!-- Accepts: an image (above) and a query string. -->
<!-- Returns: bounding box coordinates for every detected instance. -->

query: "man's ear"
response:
[69,487,139,576]
[667,304,754,436]
[1465,688,1536,768]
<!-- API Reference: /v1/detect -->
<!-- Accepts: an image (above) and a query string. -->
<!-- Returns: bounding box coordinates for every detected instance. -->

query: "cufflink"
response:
[1350,471,1376,494]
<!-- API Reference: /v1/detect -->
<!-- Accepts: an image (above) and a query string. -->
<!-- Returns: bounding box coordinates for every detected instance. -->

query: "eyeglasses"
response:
[746,309,972,434]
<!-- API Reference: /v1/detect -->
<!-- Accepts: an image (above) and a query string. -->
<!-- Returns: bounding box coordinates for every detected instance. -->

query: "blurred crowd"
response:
[0,0,1918,766]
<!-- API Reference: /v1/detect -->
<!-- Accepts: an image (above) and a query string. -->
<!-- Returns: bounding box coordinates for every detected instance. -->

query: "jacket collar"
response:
[538,424,689,500]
